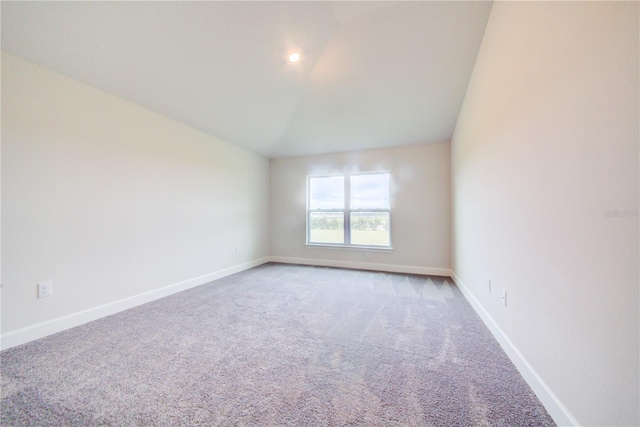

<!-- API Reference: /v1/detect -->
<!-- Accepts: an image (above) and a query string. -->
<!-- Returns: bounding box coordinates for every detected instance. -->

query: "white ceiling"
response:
[1,1,492,158]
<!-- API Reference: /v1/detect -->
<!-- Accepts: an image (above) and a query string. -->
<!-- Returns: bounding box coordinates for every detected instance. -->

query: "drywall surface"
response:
[270,144,451,271]
[1,53,269,335]
[451,2,639,426]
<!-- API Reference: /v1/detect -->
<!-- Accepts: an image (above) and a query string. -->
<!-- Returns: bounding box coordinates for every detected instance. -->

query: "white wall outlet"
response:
[488,278,492,293]
[234,247,239,257]
[37,282,53,298]
[501,289,507,306]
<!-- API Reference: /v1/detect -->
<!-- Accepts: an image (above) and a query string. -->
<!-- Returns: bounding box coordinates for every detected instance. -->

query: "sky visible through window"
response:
[350,173,389,209]
[309,176,344,209]
[309,173,389,210]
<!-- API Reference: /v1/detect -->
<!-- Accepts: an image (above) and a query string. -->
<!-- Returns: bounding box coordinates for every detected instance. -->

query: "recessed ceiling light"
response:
[288,52,301,63]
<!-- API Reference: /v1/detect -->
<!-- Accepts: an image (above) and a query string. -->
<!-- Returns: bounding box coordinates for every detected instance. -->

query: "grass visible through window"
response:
[310,229,390,246]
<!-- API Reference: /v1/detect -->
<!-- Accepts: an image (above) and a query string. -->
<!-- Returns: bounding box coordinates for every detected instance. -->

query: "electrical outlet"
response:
[488,278,492,293]
[501,289,507,307]
[38,282,53,298]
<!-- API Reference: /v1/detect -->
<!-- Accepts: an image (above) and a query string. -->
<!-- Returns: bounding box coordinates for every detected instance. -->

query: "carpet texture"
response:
[1,263,555,426]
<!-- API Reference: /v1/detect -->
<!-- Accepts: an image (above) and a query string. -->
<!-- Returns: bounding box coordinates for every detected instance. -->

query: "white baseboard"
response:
[0,259,578,427]
[268,256,452,277]
[450,272,579,427]
[0,257,270,351]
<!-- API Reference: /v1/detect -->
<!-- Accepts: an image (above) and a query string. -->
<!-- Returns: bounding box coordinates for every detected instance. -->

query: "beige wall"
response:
[270,144,451,273]
[1,53,269,335]
[451,2,639,426]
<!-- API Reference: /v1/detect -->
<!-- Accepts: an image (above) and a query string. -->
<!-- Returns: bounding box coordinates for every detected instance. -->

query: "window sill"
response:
[305,243,394,252]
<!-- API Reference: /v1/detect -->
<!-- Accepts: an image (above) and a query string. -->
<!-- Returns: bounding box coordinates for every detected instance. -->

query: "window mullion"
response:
[306,177,310,243]
[344,175,350,245]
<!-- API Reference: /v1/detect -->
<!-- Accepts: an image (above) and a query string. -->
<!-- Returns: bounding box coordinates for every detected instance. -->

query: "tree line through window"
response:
[307,172,391,247]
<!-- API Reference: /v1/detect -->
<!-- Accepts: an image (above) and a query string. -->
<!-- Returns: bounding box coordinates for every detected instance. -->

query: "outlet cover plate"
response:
[38,282,53,298]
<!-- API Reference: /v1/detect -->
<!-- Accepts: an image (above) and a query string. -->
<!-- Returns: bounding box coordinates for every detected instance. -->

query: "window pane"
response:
[309,212,344,244]
[309,176,344,210]
[350,212,390,246]
[350,173,390,209]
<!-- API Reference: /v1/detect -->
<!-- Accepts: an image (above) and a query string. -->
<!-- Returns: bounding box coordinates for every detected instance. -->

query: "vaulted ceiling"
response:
[1,1,492,158]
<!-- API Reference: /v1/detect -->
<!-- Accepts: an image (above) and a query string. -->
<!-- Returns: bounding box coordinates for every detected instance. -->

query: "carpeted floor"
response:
[1,263,555,426]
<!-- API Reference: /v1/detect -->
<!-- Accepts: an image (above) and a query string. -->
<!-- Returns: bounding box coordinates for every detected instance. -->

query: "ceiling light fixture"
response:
[288,52,301,63]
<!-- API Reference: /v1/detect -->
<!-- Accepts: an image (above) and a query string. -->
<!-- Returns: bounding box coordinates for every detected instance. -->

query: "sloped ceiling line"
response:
[1,1,493,158]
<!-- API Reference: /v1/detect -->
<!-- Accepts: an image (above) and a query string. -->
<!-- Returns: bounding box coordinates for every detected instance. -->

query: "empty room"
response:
[1,1,638,426]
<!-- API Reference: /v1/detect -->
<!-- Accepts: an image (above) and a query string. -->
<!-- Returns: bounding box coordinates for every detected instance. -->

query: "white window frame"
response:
[306,171,392,250]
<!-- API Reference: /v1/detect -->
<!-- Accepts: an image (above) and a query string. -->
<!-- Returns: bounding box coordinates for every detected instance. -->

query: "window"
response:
[307,172,391,248]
